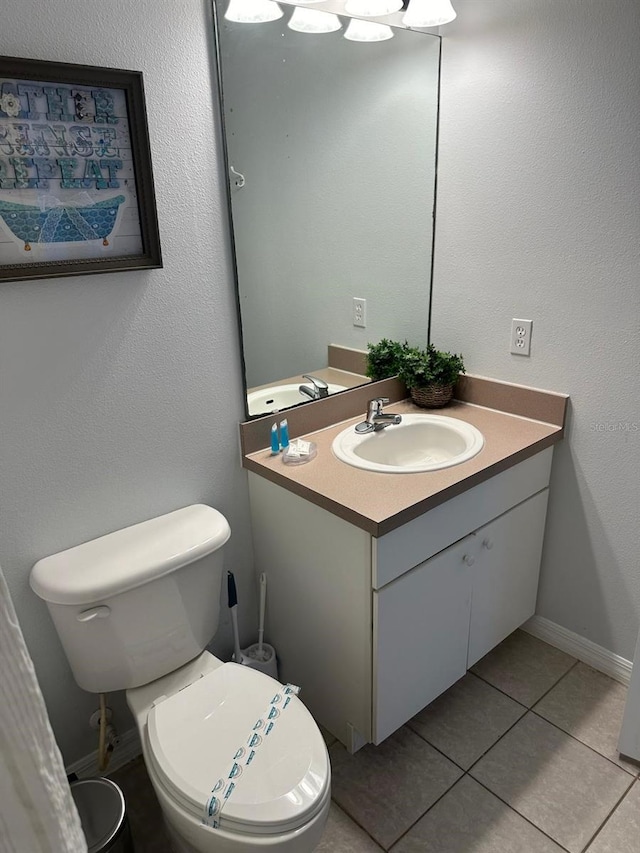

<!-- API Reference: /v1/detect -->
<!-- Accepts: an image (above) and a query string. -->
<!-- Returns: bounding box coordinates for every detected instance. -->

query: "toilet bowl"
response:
[129,652,331,853]
[30,505,331,852]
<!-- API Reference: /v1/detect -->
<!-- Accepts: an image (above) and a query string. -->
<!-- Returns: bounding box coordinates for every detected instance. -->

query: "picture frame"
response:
[0,56,162,282]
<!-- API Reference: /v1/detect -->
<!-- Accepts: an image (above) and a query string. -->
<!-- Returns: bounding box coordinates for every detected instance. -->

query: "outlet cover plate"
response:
[353,297,367,328]
[510,318,532,356]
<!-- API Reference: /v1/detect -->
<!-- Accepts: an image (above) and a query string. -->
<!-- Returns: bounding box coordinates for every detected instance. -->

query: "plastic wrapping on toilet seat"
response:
[146,663,329,835]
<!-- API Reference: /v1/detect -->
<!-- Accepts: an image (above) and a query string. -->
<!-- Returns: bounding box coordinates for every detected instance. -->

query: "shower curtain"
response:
[0,565,87,853]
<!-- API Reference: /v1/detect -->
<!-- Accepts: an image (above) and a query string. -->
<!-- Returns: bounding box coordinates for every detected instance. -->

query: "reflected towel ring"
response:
[230,166,246,189]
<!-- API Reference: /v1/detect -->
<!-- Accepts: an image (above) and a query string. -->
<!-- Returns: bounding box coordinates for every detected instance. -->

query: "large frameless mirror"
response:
[213,0,441,418]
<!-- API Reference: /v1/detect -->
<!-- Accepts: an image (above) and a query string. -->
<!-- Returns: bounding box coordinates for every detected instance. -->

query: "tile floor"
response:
[109,630,640,853]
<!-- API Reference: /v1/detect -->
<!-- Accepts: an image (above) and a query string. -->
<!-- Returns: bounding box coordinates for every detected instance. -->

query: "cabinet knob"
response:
[462,554,475,566]
[482,538,494,550]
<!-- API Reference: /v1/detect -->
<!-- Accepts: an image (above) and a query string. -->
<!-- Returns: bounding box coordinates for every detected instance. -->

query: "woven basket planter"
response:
[410,383,454,409]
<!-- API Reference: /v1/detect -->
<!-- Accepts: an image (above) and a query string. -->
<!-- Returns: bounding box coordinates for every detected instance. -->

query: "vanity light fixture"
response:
[344,0,402,16]
[402,0,456,27]
[288,7,342,32]
[224,0,283,23]
[344,18,394,40]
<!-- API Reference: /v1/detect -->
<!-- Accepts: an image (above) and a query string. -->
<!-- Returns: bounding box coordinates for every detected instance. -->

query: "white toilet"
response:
[30,505,331,853]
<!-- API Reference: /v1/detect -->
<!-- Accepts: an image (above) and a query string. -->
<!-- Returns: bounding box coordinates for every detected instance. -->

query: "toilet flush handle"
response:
[77,605,111,622]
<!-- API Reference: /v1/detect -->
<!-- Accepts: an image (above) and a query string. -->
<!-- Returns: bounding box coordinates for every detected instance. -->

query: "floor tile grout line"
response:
[469,773,574,853]
[408,707,530,776]
[465,667,530,704]
[400,703,634,853]
[336,655,582,770]
[534,658,582,703]
[385,773,464,851]
[386,769,576,853]
[406,668,535,773]
[459,705,635,787]
[528,707,639,777]
[329,647,634,851]
[468,669,531,709]
[471,661,638,776]
[405,720,474,773]
[471,655,579,710]
[328,798,386,850]
[328,733,463,850]
[463,705,634,851]
[462,706,532,776]
[529,659,608,709]
[581,776,637,852]
[530,665,640,778]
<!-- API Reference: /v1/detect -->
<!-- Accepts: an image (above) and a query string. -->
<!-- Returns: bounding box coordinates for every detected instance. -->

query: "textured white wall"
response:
[433,0,640,658]
[0,0,256,764]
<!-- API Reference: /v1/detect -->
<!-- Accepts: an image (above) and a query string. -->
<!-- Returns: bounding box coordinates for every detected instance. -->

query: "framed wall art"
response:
[0,56,162,282]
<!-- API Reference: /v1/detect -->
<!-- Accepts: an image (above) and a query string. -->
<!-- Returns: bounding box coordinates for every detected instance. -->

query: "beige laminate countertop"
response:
[243,399,564,536]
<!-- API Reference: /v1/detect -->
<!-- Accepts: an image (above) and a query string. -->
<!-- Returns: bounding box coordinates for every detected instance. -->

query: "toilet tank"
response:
[30,505,231,693]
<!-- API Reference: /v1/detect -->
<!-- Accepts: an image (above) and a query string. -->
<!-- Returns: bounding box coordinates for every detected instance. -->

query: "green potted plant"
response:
[365,338,409,381]
[398,343,465,408]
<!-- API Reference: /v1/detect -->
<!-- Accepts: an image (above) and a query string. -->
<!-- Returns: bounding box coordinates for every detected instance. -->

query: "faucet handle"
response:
[302,374,328,391]
[357,397,400,432]
[302,374,329,399]
[369,396,389,411]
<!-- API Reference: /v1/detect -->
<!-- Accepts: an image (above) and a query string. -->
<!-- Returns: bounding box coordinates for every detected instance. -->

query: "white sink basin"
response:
[332,414,484,473]
[247,383,346,417]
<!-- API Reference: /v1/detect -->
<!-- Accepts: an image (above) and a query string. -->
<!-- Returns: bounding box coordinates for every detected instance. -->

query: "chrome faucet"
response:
[299,374,329,401]
[355,398,402,433]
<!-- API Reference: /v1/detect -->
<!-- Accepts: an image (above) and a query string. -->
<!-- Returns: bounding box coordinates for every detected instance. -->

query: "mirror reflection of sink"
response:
[247,383,347,417]
[332,414,484,473]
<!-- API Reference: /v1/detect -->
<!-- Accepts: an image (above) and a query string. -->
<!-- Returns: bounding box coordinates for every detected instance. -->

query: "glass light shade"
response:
[288,8,342,32]
[402,0,456,27]
[344,0,402,16]
[225,0,283,22]
[343,19,394,40]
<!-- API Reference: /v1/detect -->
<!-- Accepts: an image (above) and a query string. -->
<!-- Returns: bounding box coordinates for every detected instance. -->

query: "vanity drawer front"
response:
[372,447,553,589]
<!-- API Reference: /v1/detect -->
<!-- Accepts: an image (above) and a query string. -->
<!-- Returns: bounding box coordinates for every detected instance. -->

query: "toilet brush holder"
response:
[233,642,279,681]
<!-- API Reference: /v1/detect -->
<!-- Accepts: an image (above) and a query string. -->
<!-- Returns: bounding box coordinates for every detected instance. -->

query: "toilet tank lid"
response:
[30,505,231,606]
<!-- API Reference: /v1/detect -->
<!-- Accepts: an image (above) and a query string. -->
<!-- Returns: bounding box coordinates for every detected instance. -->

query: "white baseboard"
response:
[522,615,633,686]
[66,726,142,779]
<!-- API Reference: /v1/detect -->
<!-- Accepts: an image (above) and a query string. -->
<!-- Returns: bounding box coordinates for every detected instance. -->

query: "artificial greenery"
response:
[366,339,465,388]
[399,343,465,389]
[365,338,410,381]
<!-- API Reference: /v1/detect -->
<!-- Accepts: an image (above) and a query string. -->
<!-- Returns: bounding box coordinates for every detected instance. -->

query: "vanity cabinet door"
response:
[467,489,549,668]
[373,534,475,744]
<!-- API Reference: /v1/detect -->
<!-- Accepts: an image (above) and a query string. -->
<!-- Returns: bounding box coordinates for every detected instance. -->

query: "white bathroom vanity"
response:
[242,381,567,752]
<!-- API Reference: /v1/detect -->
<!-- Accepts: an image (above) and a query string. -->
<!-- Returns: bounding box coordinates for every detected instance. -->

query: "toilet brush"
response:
[227,571,243,665]
[240,573,279,680]
[256,573,268,661]
[227,571,279,679]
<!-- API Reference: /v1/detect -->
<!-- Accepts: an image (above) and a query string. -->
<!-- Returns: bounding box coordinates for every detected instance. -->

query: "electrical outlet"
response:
[510,318,532,356]
[353,297,366,328]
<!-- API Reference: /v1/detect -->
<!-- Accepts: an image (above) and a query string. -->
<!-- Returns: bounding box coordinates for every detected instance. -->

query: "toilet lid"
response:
[147,663,330,835]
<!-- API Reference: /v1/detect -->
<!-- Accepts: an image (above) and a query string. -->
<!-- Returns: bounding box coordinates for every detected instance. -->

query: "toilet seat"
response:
[146,663,330,836]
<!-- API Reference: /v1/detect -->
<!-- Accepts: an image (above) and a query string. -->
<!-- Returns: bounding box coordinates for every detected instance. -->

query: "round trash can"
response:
[70,778,134,853]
